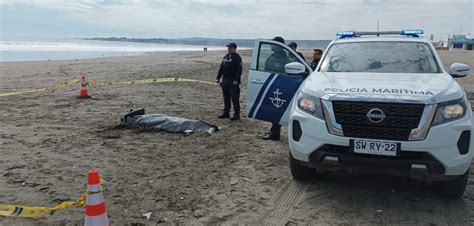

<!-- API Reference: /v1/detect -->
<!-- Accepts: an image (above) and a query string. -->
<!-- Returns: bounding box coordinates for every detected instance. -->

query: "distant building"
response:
[450,34,474,50]
[432,41,448,50]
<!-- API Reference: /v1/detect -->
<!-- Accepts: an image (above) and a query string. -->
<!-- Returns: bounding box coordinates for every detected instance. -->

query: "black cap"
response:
[226,42,237,48]
[272,36,285,44]
[288,42,297,48]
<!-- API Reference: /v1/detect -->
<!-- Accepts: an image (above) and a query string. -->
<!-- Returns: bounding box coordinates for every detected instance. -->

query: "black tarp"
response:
[121,109,218,134]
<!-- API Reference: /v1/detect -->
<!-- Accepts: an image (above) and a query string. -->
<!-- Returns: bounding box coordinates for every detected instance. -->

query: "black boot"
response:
[218,112,230,119]
[261,123,281,140]
[261,133,280,140]
[230,111,240,121]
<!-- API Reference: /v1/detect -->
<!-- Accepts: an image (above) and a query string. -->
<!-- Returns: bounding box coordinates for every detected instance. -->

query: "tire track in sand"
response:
[262,180,307,225]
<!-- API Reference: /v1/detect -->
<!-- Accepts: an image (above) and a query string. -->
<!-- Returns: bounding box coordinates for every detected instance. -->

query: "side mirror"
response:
[449,63,470,77]
[285,62,306,75]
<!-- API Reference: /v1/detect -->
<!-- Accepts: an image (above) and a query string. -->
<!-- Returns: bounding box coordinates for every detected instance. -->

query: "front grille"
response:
[333,101,424,141]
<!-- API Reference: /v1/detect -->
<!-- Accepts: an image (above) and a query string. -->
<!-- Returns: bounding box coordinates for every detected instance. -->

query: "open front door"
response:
[246,40,312,125]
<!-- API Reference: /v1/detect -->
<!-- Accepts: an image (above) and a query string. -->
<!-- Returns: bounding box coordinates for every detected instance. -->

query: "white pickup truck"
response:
[246,30,472,198]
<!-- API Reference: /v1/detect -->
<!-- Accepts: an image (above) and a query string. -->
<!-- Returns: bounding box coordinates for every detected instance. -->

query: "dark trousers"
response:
[270,123,281,138]
[221,79,240,114]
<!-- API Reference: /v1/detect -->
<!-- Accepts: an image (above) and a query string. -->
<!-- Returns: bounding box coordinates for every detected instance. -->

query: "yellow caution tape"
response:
[0,76,246,97]
[0,79,79,97]
[0,179,104,218]
[88,77,217,87]
[87,77,248,91]
[0,194,85,218]
[0,88,49,97]
[48,79,80,91]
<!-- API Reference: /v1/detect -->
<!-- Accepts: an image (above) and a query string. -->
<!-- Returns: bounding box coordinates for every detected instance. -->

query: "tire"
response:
[434,169,469,198]
[289,153,315,181]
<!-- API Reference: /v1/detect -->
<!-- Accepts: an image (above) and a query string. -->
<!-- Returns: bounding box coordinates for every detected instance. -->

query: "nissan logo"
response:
[366,108,385,123]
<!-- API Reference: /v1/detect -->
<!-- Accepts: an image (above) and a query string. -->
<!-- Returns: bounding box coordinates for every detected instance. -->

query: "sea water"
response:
[0,36,226,62]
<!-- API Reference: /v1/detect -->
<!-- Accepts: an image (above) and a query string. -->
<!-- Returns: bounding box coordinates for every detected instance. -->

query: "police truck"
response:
[246,30,472,198]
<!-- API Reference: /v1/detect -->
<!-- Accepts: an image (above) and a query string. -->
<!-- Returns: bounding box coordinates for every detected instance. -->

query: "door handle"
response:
[250,79,264,84]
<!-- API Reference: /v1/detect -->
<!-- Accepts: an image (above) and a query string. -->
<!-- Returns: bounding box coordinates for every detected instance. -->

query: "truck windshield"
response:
[319,41,440,73]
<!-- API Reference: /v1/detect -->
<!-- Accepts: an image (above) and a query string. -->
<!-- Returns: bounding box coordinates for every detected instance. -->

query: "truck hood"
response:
[301,72,464,104]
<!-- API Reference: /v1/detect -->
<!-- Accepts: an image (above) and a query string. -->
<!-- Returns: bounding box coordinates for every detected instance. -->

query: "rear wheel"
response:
[434,169,469,198]
[289,153,317,181]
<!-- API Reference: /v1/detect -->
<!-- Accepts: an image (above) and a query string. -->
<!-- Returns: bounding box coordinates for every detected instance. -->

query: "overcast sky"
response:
[0,0,472,40]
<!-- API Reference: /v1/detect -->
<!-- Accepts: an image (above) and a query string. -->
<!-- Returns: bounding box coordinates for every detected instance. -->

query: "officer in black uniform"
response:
[310,49,323,71]
[216,42,243,120]
[262,36,290,140]
[288,42,305,61]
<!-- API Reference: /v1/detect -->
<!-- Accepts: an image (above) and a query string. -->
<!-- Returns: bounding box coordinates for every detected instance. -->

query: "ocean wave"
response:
[0,40,226,52]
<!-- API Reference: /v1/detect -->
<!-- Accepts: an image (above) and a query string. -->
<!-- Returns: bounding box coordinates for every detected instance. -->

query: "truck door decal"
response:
[253,75,304,123]
[248,73,276,117]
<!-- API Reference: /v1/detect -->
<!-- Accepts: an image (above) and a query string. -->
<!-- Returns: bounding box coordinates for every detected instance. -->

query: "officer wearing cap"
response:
[288,42,305,60]
[216,42,243,120]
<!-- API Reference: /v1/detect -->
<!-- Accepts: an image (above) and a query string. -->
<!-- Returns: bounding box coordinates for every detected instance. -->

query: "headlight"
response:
[297,93,324,119]
[432,97,467,126]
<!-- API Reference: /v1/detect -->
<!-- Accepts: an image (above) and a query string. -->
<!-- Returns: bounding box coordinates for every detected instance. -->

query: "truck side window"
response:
[257,43,301,74]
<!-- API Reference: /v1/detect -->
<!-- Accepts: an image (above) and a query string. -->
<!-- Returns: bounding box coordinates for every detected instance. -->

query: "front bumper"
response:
[299,144,453,181]
[288,108,474,177]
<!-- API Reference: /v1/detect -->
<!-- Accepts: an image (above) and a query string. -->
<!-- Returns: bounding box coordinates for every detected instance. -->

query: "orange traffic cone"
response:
[84,170,109,226]
[78,74,91,99]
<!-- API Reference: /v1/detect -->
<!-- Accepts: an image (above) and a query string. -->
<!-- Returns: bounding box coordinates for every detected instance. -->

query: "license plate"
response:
[350,139,400,157]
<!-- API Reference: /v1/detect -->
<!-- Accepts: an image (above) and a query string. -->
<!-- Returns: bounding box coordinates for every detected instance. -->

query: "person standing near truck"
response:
[288,42,305,61]
[310,49,323,70]
[261,36,290,140]
[216,42,243,121]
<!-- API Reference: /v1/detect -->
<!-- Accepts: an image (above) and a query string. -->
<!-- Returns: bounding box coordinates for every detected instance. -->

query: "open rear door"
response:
[246,40,312,125]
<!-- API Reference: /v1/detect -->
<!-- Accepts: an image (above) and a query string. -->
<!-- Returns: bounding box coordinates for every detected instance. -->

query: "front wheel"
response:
[289,153,317,181]
[434,169,469,198]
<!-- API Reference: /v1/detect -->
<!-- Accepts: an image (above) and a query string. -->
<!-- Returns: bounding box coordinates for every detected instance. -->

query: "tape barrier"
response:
[0,77,246,97]
[0,88,50,97]
[0,194,86,218]
[87,77,218,87]
[0,179,104,218]
[87,77,247,91]
[0,79,79,97]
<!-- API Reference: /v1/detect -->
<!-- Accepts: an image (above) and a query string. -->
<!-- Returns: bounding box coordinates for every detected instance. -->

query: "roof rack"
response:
[336,29,424,38]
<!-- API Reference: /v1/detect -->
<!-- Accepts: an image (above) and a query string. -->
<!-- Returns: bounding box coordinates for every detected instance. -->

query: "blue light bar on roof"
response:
[336,31,355,38]
[401,29,424,37]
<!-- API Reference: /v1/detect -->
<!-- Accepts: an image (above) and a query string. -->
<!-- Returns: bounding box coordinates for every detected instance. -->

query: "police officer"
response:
[216,42,242,120]
[288,42,305,61]
[310,49,323,71]
[264,36,289,73]
[262,36,290,140]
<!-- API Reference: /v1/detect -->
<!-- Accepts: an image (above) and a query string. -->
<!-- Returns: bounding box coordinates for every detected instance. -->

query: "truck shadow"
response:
[264,171,473,224]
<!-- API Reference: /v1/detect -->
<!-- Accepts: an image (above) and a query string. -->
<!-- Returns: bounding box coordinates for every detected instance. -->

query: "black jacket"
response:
[297,52,305,61]
[217,53,243,83]
[310,59,320,71]
[289,51,305,63]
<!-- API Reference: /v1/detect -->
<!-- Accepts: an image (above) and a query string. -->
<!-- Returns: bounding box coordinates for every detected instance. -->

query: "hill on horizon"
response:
[84,37,332,49]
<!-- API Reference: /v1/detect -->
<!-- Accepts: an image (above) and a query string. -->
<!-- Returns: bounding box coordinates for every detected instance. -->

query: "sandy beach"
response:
[1,49,474,225]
